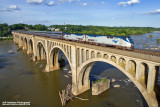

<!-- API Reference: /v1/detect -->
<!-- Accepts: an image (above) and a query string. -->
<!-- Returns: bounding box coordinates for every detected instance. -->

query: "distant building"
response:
[55,28,59,31]
[25,27,28,30]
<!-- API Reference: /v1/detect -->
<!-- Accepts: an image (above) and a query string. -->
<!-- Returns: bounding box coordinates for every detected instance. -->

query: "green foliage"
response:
[0,23,49,39]
[10,24,26,30]
[92,78,108,84]
[144,44,148,48]
[1,23,160,39]
[50,25,160,36]
[0,23,11,37]
[33,24,48,31]
[157,38,160,43]
[148,35,153,38]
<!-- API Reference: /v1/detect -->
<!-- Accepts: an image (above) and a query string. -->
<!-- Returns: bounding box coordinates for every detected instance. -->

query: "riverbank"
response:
[0,37,13,41]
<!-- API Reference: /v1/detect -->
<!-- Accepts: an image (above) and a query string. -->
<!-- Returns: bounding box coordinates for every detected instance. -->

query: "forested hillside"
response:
[1,23,160,37]
[50,25,160,36]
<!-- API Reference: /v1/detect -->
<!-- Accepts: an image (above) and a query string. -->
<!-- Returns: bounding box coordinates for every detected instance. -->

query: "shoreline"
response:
[0,37,13,41]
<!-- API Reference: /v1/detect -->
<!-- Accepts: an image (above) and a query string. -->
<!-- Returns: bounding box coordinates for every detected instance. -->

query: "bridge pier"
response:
[147,64,157,93]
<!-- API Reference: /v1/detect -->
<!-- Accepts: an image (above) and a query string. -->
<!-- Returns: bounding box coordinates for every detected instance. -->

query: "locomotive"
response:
[63,33,134,50]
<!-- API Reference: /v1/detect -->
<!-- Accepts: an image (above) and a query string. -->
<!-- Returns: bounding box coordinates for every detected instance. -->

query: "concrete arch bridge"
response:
[12,31,160,107]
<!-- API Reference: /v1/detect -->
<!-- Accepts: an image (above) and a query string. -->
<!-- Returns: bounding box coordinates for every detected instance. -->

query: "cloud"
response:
[100,2,105,4]
[127,0,140,5]
[118,0,140,7]
[58,0,74,4]
[118,2,127,7]
[80,3,87,6]
[47,1,55,6]
[26,0,44,4]
[2,5,21,11]
[140,9,160,15]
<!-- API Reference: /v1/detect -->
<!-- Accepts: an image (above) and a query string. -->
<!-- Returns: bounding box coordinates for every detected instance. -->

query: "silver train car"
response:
[63,33,134,50]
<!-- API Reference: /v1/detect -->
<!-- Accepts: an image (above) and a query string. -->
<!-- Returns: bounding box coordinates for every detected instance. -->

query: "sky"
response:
[0,0,160,27]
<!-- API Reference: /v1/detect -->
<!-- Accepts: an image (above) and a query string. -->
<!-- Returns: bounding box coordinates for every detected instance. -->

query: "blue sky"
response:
[0,0,160,27]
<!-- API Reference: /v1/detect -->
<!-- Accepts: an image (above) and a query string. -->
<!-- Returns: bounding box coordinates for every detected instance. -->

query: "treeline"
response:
[50,25,160,36]
[1,23,160,37]
[0,23,48,37]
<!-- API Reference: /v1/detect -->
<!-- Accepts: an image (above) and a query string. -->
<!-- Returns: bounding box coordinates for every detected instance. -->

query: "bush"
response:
[148,35,153,38]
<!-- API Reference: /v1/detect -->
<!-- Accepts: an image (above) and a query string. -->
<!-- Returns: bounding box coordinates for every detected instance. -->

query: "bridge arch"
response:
[37,41,46,60]
[138,62,149,87]
[28,39,33,54]
[77,58,157,107]
[128,60,136,77]
[49,45,73,72]
[24,38,28,49]
[20,37,23,46]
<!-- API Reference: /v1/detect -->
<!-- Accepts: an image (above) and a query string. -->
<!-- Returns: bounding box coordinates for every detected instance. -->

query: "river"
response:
[0,32,160,107]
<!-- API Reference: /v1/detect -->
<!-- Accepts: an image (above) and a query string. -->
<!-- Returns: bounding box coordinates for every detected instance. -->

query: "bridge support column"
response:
[146,64,159,107]
[53,49,60,70]
[19,40,23,48]
[71,46,79,95]
[40,48,46,60]
[147,64,156,93]
[32,37,37,62]
[45,40,51,72]
[79,49,82,65]
[125,59,130,71]
[135,61,142,81]
[116,56,120,65]
[27,42,30,54]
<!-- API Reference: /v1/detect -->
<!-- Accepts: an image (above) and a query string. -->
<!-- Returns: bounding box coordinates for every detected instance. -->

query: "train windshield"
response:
[128,37,134,44]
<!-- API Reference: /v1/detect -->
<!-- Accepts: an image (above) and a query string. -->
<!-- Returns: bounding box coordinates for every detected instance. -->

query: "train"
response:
[62,33,134,50]
[13,31,134,50]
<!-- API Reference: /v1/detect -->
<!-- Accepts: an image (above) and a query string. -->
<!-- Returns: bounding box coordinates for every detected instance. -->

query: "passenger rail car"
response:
[63,33,134,50]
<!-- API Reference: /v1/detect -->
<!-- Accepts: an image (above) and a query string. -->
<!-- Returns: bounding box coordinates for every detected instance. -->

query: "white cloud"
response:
[127,0,140,5]
[80,3,87,6]
[100,2,105,4]
[26,0,44,4]
[58,0,74,4]
[118,0,140,7]
[140,9,160,15]
[2,5,21,11]
[47,1,55,6]
[118,2,127,7]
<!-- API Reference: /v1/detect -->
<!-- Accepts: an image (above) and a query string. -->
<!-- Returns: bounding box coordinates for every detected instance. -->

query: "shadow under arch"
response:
[24,38,28,49]
[29,39,33,54]
[20,37,23,46]
[77,58,157,107]
[37,41,46,61]
[49,45,73,72]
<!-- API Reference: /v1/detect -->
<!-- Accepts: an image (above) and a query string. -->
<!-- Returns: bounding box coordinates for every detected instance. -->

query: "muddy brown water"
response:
[0,40,149,107]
